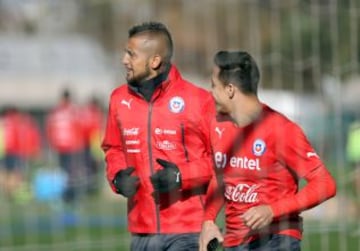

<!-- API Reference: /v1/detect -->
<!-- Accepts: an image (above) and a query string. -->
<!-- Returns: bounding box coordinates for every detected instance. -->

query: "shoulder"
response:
[265,106,306,139]
[262,105,293,125]
[109,84,128,99]
[173,76,212,101]
[169,65,211,96]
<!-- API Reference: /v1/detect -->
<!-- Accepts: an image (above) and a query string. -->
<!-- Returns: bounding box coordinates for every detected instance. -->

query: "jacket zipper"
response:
[180,123,189,162]
[148,102,161,233]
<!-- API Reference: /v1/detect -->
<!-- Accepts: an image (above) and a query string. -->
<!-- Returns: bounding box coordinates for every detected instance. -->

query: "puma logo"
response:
[306,152,318,158]
[215,127,225,138]
[121,99,133,109]
[175,172,181,183]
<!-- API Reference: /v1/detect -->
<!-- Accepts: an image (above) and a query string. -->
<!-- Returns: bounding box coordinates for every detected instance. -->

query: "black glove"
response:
[207,238,219,251]
[112,167,139,198]
[150,159,182,193]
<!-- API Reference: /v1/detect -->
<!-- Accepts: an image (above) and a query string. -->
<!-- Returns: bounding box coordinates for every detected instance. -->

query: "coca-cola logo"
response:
[224,184,260,203]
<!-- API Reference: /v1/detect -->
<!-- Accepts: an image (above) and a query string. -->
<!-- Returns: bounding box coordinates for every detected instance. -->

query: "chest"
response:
[114,95,199,148]
[212,123,284,180]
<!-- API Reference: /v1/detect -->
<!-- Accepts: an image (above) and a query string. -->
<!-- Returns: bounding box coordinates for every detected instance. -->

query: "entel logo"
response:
[229,156,261,171]
[154,128,177,135]
[214,152,261,171]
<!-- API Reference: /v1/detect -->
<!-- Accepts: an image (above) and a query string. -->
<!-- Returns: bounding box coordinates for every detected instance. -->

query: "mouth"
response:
[124,68,133,78]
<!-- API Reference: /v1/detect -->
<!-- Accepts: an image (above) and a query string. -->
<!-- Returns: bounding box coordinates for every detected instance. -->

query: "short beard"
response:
[127,63,152,87]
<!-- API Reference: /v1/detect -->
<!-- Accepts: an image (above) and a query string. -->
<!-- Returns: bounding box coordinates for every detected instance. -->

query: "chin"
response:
[216,106,226,114]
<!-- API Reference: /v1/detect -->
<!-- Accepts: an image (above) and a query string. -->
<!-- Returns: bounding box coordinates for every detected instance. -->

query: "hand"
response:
[112,167,139,198]
[199,220,223,251]
[150,159,181,193]
[240,205,274,230]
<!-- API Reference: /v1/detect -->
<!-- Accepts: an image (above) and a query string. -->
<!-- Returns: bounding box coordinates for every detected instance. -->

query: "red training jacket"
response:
[102,65,216,234]
[46,102,84,153]
[2,110,41,158]
[205,105,336,247]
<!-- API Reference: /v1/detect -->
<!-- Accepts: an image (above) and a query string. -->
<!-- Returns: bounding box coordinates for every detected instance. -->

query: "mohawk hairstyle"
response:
[128,21,173,62]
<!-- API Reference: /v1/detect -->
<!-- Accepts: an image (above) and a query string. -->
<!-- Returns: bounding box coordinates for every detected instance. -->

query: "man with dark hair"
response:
[199,50,336,251]
[102,22,216,251]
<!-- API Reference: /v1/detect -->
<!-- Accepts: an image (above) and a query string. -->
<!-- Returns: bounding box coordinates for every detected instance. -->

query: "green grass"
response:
[0,195,131,251]
[303,231,360,251]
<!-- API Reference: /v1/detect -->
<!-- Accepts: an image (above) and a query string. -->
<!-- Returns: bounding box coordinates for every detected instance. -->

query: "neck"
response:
[232,96,262,127]
[128,65,170,102]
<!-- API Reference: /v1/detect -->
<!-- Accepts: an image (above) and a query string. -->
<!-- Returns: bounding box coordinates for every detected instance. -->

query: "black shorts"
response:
[3,154,23,171]
[130,233,199,251]
[225,234,301,251]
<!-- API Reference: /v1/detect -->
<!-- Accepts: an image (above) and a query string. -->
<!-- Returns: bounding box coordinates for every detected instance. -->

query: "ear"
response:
[226,83,235,99]
[150,55,162,70]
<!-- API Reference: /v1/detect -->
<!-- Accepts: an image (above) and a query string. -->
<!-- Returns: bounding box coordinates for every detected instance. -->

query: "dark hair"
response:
[214,51,260,95]
[129,22,173,63]
[61,88,71,100]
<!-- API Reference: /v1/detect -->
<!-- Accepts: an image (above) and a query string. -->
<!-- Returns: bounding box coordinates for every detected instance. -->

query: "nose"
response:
[122,53,129,66]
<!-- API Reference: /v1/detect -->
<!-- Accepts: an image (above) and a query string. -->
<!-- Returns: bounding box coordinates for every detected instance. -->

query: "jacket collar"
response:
[127,64,181,102]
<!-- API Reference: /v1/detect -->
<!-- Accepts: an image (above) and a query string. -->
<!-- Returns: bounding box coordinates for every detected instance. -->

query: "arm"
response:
[179,94,217,190]
[242,165,336,229]
[270,164,336,217]
[242,122,336,229]
[269,122,336,217]
[177,154,214,190]
[101,92,128,193]
[199,172,225,250]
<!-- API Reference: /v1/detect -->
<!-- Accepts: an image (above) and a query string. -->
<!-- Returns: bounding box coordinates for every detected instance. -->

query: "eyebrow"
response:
[124,48,134,56]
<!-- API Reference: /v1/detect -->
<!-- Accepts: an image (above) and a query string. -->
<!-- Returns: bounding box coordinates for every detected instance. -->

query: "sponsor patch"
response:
[154,128,177,135]
[156,140,177,150]
[123,128,139,136]
[127,149,140,153]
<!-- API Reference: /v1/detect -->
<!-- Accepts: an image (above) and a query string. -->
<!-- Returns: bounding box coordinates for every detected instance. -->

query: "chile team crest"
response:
[252,139,266,156]
[168,96,185,113]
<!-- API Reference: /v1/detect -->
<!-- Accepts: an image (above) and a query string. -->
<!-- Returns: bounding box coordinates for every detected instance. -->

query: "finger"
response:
[199,236,208,251]
[217,235,224,243]
[248,216,266,230]
[249,218,262,230]
[156,158,170,167]
[122,166,135,175]
[241,213,256,228]
[199,240,205,251]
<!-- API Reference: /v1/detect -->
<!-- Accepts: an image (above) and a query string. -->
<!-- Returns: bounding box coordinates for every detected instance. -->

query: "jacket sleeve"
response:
[269,122,337,218]
[204,171,225,221]
[101,92,128,192]
[178,94,216,190]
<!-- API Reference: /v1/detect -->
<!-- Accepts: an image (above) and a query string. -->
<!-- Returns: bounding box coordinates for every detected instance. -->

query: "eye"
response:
[124,49,134,58]
[210,79,215,88]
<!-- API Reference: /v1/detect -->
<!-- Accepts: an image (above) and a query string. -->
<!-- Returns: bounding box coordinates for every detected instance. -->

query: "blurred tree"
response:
[262,0,360,91]
[76,0,115,53]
